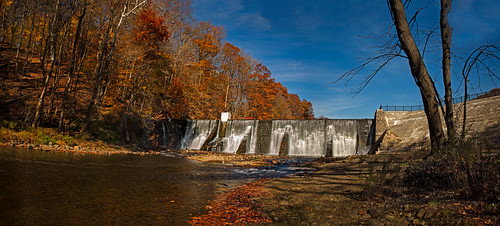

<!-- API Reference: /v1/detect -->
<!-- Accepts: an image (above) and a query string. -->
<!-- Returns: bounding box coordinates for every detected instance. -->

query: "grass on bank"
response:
[0,108,149,148]
[0,119,162,156]
[0,120,75,146]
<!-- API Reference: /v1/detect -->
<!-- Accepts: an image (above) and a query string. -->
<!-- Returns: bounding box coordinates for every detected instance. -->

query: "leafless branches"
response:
[461,44,500,139]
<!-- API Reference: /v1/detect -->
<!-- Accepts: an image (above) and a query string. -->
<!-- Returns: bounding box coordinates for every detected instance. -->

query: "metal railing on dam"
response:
[380,92,487,112]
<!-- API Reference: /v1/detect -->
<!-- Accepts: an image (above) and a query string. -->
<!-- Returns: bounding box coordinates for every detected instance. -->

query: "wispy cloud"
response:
[288,60,302,68]
[191,0,499,119]
[192,0,270,32]
[236,13,271,32]
[311,96,366,119]
[193,0,243,19]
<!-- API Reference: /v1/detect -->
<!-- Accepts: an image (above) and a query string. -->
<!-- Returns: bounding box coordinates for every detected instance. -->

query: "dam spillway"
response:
[161,119,374,157]
[180,120,218,150]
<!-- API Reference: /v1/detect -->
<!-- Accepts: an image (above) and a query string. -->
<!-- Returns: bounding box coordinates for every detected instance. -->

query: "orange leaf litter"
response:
[189,179,273,225]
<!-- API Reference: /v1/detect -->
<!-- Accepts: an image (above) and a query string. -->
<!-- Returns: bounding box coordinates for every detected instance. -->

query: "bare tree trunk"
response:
[462,81,467,140]
[14,24,24,81]
[47,63,59,118]
[59,3,86,130]
[70,28,90,110]
[83,1,147,131]
[32,0,60,127]
[122,91,135,144]
[389,0,446,152]
[47,29,67,120]
[122,105,130,143]
[224,77,230,110]
[459,45,493,141]
[0,1,7,57]
[83,24,111,131]
[17,17,35,109]
[440,0,455,137]
[32,60,54,127]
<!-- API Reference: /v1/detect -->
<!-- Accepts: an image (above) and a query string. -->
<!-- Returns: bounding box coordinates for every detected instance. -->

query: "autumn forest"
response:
[0,0,314,141]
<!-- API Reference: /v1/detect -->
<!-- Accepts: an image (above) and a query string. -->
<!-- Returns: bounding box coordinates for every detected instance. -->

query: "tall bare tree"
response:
[389,0,446,151]
[334,0,498,152]
[32,0,63,127]
[440,0,454,137]
[83,0,148,131]
[59,1,87,130]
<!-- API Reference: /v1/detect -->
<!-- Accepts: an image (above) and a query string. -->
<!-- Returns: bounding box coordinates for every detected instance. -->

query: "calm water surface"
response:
[0,147,250,225]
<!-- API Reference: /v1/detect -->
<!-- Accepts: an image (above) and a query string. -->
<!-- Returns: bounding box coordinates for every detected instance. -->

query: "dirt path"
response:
[260,151,411,225]
[187,148,498,225]
[257,148,499,225]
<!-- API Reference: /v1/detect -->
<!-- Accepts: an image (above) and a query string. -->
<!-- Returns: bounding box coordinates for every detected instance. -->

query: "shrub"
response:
[85,114,123,144]
[59,135,75,146]
[38,135,56,145]
[403,139,499,202]
[1,120,27,131]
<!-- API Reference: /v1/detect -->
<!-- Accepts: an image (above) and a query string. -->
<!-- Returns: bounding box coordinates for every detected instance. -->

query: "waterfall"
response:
[269,123,289,155]
[176,119,374,157]
[357,119,374,155]
[326,120,358,157]
[269,120,326,157]
[222,120,258,154]
[180,120,218,150]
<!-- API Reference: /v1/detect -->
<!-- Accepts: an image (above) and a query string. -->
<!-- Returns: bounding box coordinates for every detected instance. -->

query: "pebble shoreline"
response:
[1,141,161,155]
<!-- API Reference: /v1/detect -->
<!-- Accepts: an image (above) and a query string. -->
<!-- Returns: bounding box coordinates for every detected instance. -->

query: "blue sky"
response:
[191,0,500,119]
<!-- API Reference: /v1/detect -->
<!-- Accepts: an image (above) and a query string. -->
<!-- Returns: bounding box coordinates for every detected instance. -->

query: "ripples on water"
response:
[0,147,254,225]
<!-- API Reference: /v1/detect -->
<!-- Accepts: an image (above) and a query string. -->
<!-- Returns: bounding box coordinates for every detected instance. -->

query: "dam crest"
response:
[160,119,375,157]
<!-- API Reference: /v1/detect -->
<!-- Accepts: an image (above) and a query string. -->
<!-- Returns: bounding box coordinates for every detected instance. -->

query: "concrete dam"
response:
[156,94,500,156]
[159,119,375,157]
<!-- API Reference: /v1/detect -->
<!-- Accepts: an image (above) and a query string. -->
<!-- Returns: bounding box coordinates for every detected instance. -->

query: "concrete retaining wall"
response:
[374,95,500,151]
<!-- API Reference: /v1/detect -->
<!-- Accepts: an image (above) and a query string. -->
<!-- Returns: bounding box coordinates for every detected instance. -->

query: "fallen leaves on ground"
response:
[189,179,273,225]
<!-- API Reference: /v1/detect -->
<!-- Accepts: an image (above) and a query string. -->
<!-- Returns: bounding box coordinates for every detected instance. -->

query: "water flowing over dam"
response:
[180,120,218,150]
[160,119,374,157]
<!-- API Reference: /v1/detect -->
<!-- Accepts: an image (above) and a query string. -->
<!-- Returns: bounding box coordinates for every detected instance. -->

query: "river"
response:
[0,146,252,225]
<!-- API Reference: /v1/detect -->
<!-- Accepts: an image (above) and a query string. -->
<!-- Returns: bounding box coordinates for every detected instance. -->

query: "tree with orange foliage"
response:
[115,6,171,142]
[189,23,225,119]
[134,7,170,52]
[220,42,248,115]
[300,99,314,119]
[0,0,314,144]
[246,64,275,120]
[83,0,148,132]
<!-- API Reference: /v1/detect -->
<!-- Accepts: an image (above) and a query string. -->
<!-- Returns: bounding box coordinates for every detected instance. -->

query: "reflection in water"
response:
[0,147,248,225]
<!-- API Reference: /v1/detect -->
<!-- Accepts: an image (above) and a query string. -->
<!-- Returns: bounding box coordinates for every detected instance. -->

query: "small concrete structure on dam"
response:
[158,119,375,157]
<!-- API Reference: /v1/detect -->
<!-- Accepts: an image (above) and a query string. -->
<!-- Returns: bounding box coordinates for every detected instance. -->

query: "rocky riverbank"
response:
[0,140,160,155]
[191,147,499,225]
[180,150,294,166]
[1,138,313,168]
[2,125,497,225]
[257,147,499,225]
